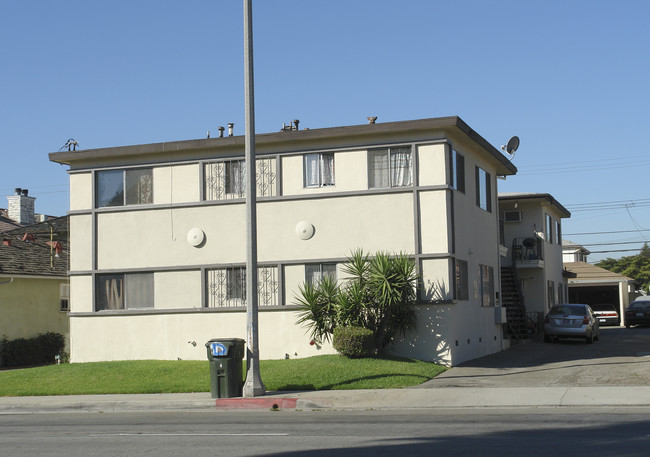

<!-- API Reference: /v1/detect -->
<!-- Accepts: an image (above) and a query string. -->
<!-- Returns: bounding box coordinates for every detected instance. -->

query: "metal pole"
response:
[242,0,265,397]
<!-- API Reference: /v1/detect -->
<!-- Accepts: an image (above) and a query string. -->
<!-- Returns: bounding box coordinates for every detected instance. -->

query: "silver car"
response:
[543,304,599,344]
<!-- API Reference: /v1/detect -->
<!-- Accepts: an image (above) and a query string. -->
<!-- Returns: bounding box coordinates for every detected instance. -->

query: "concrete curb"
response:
[2,386,650,414]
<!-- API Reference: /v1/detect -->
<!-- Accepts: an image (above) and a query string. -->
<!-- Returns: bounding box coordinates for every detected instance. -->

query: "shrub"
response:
[0,332,65,367]
[332,326,374,358]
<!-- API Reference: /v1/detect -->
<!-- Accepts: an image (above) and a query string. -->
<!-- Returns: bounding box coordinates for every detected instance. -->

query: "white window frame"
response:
[368,146,413,189]
[304,153,335,187]
[305,263,337,286]
[59,283,70,312]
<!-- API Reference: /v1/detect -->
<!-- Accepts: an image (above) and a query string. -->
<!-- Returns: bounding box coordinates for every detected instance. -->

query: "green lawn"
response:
[0,355,446,397]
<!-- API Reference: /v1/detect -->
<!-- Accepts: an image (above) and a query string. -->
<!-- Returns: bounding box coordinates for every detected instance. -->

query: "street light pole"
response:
[242,0,265,397]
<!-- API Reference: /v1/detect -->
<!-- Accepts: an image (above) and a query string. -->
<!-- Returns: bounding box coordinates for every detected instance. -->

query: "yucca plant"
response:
[296,249,419,353]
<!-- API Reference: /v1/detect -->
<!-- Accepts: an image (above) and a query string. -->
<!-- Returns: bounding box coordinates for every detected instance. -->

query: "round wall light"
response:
[187,227,205,247]
[295,221,315,240]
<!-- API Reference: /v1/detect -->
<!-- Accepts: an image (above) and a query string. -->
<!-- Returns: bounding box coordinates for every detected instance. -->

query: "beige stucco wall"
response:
[154,164,200,204]
[70,214,93,271]
[70,172,92,211]
[417,143,447,186]
[0,277,70,352]
[70,275,93,313]
[68,310,336,363]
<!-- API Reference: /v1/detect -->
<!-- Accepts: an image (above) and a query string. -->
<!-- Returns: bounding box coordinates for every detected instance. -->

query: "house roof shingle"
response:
[0,216,68,278]
[563,261,635,284]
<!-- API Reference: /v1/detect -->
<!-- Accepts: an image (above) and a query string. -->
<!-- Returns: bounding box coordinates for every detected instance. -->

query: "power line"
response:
[564,229,650,236]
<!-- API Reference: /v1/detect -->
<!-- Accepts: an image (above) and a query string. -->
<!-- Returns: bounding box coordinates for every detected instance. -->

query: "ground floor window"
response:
[478,264,494,306]
[455,259,468,300]
[96,272,154,311]
[207,266,278,308]
[305,263,337,286]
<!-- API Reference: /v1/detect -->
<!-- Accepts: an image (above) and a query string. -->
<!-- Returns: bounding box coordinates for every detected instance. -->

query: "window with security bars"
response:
[207,266,278,308]
[204,158,276,200]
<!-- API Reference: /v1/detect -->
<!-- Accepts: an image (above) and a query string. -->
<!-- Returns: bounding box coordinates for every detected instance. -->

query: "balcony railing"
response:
[511,237,544,264]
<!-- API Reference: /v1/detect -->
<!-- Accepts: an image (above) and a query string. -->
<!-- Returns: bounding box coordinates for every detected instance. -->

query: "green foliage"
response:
[597,243,650,292]
[332,326,374,358]
[0,356,447,396]
[296,249,419,353]
[0,333,65,368]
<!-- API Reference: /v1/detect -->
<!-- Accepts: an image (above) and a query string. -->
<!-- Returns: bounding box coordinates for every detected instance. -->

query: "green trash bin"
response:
[205,338,245,398]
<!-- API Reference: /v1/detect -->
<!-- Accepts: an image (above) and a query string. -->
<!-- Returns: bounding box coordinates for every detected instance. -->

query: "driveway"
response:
[416,326,650,388]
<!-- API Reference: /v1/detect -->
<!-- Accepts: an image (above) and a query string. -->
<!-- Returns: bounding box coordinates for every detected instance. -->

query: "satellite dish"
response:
[501,136,520,160]
[506,136,520,154]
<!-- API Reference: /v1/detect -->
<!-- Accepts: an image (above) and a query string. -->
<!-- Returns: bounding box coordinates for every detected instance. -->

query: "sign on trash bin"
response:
[209,342,228,357]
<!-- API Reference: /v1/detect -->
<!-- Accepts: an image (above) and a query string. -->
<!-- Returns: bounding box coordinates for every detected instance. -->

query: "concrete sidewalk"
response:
[1,386,650,414]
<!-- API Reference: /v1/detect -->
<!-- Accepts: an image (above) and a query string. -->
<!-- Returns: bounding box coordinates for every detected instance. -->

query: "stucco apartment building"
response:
[49,116,517,366]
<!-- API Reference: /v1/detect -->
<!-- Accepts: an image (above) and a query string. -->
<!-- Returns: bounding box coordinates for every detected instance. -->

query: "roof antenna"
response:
[59,138,79,152]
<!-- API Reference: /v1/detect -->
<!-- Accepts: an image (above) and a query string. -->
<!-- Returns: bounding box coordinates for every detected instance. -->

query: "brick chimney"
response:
[7,188,35,225]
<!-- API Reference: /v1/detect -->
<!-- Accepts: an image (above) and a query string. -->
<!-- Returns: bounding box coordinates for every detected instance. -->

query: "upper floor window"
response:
[368,146,412,188]
[96,168,153,208]
[205,158,276,201]
[450,150,465,193]
[304,153,334,187]
[96,272,154,311]
[555,220,562,245]
[545,214,553,243]
[475,166,491,212]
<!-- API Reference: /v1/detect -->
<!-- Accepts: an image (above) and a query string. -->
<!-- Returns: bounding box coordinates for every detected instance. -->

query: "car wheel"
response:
[594,332,599,341]
[586,332,594,344]
[625,323,631,329]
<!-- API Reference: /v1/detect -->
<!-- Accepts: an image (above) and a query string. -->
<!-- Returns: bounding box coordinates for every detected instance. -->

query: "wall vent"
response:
[504,210,522,222]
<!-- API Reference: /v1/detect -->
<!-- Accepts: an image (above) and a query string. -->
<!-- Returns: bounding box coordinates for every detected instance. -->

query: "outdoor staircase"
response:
[500,267,528,341]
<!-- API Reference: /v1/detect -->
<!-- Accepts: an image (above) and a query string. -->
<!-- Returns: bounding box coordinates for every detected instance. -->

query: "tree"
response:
[597,243,650,293]
[295,250,419,353]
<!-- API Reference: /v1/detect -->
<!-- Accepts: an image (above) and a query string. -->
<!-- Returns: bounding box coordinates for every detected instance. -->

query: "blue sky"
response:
[2,1,648,262]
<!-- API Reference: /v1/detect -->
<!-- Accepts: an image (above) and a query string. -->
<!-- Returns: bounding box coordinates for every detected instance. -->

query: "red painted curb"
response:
[214,398,298,410]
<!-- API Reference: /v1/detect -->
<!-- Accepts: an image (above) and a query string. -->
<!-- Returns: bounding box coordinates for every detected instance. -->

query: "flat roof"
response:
[49,116,518,175]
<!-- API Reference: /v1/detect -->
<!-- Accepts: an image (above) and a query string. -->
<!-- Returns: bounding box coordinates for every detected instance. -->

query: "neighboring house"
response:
[0,190,69,355]
[563,262,637,321]
[562,239,591,263]
[49,116,518,367]
[498,193,571,333]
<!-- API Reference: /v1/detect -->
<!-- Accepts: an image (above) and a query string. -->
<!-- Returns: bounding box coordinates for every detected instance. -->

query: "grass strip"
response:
[0,355,446,396]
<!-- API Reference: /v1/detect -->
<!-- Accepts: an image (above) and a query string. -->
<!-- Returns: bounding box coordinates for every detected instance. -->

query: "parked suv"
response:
[590,303,620,326]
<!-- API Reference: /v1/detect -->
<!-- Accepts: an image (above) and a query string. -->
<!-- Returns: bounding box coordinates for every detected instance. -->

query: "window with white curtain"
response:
[368,146,412,188]
[304,153,334,187]
[305,263,337,286]
[225,160,246,197]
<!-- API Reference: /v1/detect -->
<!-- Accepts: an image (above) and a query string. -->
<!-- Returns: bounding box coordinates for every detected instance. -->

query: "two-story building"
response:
[498,193,571,335]
[49,116,518,366]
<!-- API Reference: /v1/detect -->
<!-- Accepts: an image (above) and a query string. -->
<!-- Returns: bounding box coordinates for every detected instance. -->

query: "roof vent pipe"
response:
[293,119,300,130]
[218,126,225,138]
[22,189,28,196]
[368,117,377,124]
[228,123,234,137]
[14,188,22,195]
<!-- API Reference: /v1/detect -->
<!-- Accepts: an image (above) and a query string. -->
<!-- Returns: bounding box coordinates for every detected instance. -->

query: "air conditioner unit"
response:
[504,210,522,222]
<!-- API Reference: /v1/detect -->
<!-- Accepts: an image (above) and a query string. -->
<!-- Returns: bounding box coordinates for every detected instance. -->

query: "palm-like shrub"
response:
[296,250,419,353]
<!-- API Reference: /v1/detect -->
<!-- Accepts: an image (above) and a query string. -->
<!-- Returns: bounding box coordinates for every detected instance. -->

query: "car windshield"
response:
[548,305,586,316]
